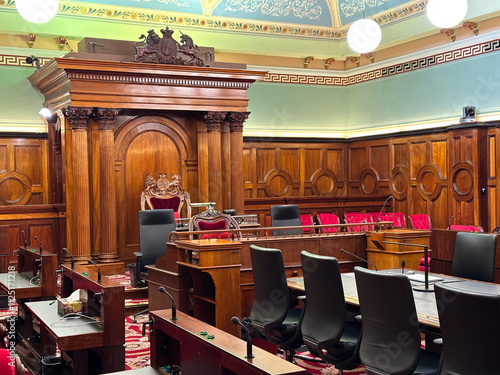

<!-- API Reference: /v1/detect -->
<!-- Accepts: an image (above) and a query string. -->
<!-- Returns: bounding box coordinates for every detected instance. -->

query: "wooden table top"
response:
[288,270,483,329]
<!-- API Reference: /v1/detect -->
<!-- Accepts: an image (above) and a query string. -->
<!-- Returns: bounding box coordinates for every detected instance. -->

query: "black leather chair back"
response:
[270,205,302,236]
[300,251,361,371]
[301,251,346,346]
[451,232,497,282]
[249,245,289,329]
[355,267,421,374]
[435,282,500,375]
[138,209,176,273]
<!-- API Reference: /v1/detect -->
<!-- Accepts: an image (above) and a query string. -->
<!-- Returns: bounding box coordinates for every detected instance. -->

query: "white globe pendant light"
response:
[347,18,382,54]
[15,0,59,24]
[427,0,468,28]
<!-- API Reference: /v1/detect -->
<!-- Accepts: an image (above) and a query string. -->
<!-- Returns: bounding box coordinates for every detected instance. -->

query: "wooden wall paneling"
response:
[448,129,483,228]
[369,143,391,194]
[325,147,346,196]
[347,146,368,196]
[114,115,194,263]
[279,148,301,196]
[390,140,411,215]
[256,148,277,198]
[242,147,256,199]
[0,138,48,206]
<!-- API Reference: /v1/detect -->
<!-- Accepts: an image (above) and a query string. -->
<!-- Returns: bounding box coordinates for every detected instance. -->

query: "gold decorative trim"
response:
[0,0,427,40]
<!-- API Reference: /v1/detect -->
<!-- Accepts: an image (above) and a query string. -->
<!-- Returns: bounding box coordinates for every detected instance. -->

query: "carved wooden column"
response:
[204,112,226,210]
[227,112,249,214]
[221,121,232,211]
[63,107,93,261]
[95,108,120,264]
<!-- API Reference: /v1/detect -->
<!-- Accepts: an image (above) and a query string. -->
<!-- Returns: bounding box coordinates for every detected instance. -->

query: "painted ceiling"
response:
[71,0,410,28]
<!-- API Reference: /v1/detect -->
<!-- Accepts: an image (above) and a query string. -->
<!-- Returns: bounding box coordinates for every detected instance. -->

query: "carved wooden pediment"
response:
[132,27,204,66]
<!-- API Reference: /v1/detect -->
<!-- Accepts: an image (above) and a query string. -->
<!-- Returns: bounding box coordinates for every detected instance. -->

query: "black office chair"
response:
[300,251,361,374]
[129,209,176,288]
[354,267,440,375]
[451,231,497,282]
[249,244,304,361]
[270,204,302,236]
[435,282,500,375]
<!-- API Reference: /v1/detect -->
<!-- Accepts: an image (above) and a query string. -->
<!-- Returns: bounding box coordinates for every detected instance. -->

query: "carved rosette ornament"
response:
[204,112,226,132]
[94,108,120,131]
[64,107,93,129]
[227,112,249,133]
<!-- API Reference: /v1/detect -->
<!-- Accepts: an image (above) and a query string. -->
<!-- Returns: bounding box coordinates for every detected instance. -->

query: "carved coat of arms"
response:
[132,27,204,66]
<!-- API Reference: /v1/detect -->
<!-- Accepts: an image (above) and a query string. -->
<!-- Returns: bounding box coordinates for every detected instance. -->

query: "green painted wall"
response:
[245,49,500,135]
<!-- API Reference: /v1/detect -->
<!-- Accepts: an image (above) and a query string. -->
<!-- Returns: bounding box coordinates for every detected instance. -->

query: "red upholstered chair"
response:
[317,213,340,233]
[408,214,431,230]
[300,214,314,233]
[345,213,373,232]
[449,224,483,232]
[189,206,240,239]
[0,345,29,375]
[140,173,191,219]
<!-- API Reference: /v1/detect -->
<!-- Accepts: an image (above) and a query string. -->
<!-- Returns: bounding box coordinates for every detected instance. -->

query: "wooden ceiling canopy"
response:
[28,56,266,271]
[28,57,267,112]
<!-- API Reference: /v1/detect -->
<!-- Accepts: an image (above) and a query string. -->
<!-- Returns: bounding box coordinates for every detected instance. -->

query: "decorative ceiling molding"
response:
[0,0,427,40]
[256,31,500,86]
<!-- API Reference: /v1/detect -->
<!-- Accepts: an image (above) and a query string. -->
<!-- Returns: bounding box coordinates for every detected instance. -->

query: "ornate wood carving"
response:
[132,27,204,66]
[94,108,120,130]
[204,112,226,132]
[63,107,93,129]
[227,112,249,133]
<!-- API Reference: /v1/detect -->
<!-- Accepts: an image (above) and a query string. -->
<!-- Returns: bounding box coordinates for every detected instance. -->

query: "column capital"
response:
[63,107,93,130]
[204,111,226,132]
[94,108,120,130]
[227,112,250,132]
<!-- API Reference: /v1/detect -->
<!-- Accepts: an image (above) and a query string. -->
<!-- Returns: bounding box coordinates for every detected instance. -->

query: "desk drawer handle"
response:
[232,250,240,254]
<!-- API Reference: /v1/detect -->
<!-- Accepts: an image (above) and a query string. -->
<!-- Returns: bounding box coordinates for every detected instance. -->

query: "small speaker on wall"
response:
[460,106,476,123]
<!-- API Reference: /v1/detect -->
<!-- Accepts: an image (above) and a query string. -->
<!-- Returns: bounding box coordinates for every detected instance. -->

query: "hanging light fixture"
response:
[427,0,468,29]
[347,1,382,54]
[15,0,59,24]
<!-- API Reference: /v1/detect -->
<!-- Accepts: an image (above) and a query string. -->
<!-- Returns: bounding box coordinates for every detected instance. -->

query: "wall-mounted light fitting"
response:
[26,55,40,69]
[39,108,52,118]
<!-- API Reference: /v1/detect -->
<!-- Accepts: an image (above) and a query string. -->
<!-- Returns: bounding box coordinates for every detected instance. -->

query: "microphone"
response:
[63,248,74,269]
[88,42,105,53]
[447,215,454,229]
[33,236,42,254]
[21,230,27,248]
[340,248,378,271]
[375,195,393,231]
[232,316,254,359]
[159,286,177,320]
[87,259,101,282]
[401,260,405,274]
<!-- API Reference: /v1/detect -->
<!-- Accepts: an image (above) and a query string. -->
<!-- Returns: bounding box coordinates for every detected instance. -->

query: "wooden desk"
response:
[150,309,307,375]
[175,239,242,336]
[366,229,430,270]
[287,270,464,329]
[17,264,125,375]
[0,246,57,299]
